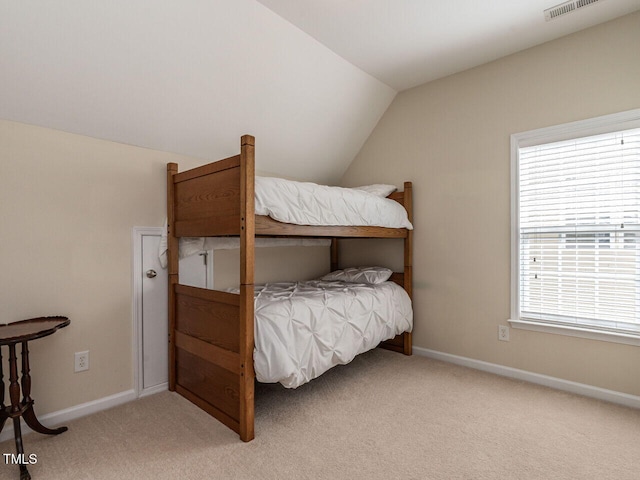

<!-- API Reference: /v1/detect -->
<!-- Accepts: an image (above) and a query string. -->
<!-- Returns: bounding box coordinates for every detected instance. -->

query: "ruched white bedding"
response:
[242,280,413,388]
[255,176,413,230]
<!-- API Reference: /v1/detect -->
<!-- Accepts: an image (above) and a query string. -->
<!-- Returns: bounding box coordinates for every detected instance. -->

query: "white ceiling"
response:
[0,0,394,184]
[3,1,639,184]
[256,0,640,91]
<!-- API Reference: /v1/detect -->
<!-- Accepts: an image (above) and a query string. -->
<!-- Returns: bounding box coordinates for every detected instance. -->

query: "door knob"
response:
[146,269,157,278]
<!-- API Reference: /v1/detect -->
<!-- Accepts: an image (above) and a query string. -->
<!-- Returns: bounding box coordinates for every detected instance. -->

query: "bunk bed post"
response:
[403,181,413,356]
[239,135,256,442]
[167,163,179,389]
[330,238,339,272]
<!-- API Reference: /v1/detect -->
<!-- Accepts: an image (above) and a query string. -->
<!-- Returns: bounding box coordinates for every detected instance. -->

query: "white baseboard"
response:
[139,382,168,399]
[0,389,136,444]
[413,346,640,409]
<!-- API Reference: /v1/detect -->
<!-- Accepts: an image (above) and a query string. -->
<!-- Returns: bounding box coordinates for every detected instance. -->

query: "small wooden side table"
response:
[0,316,70,480]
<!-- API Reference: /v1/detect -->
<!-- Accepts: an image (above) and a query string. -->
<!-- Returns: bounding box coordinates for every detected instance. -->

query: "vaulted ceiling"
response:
[0,1,394,184]
[2,1,638,183]
[257,0,640,91]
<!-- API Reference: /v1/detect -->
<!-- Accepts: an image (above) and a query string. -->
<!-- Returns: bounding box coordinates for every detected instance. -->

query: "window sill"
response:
[508,319,640,347]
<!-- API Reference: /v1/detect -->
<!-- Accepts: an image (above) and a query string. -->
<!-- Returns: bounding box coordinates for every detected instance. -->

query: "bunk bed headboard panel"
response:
[166,135,256,442]
[175,285,240,353]
[172,284,243,433]
[402,181,413,355]
[172,155,242,237]
[379,181,412,355]
[402,181,413,298]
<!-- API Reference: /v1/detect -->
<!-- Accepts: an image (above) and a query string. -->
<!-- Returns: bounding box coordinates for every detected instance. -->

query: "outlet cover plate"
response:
[74,351,89,372]
[498,325,510,342]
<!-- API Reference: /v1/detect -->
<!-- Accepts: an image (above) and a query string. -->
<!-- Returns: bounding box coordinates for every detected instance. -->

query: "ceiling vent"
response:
[544,0,602,21]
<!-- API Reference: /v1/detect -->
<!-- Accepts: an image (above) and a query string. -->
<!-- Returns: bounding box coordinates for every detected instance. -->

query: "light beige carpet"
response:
[1,350,639,480]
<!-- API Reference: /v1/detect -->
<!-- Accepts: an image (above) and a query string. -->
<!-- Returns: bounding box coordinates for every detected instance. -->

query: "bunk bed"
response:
[166,135,413,441]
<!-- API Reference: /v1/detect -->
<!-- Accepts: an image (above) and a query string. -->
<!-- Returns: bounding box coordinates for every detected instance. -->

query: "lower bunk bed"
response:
[166,135,413,441]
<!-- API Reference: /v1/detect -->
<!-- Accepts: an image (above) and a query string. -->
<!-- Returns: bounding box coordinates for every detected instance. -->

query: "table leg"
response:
[12,418,31,480]
[20,341,31,405]
[20,342,67,436]
[0,348,7,434]
[1,348,4,406]
[9,344,31,480]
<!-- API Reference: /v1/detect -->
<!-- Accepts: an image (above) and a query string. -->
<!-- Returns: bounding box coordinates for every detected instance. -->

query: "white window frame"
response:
[510,109,640,346]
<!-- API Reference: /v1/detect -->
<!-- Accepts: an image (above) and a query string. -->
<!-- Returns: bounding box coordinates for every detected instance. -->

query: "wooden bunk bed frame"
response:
[166,135,413,441]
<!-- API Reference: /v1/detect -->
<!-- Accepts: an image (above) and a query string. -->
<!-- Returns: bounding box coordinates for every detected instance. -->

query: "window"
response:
[510,110,640,345]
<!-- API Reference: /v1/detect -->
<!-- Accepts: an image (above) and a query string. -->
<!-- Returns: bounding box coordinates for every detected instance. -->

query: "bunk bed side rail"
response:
[255,217,408,238]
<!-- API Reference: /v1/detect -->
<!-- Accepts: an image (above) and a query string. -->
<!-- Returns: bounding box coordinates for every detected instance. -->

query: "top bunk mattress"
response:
[163,176,412,263]
[255,176,413,230]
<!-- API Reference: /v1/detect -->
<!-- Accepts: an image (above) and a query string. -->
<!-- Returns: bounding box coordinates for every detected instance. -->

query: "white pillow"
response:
[351,184,397,197]
[321,267,393,285]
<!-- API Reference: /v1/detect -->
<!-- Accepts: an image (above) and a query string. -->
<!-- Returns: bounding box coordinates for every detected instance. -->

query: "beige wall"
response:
[0,120,206,414]
[0,120,333,416]
[3,12,639,418]
[214,246,329,290]
[340,12,640,397]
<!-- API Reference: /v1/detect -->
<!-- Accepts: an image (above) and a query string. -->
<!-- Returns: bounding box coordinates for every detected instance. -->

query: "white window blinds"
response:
[518,127,640,335]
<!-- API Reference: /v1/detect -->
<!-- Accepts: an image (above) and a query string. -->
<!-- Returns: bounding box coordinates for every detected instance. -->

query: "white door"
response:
[138,232,212,395]
[141,234,169,392]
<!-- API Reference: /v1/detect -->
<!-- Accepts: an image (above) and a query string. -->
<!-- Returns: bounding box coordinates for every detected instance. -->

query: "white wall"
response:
[0,0,396,184]
[340,12,640,397]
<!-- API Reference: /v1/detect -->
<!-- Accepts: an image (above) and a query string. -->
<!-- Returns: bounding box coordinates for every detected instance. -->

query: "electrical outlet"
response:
[74,351,90,372]
[498,325,510,342]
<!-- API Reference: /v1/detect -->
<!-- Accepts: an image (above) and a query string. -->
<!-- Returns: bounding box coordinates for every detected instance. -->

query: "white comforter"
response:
[255,176,413,230]
[160,177,412,265]
[249,280,413,388]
